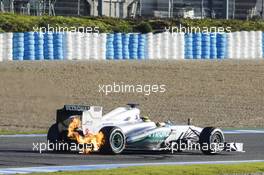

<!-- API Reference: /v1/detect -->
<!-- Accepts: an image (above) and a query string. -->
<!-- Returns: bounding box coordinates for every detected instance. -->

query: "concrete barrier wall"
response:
[0,31,263,61]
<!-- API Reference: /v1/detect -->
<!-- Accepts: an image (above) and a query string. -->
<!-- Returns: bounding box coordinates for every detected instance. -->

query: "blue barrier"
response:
[201,33,210,59]
[44,33,54,60]
[53,33,63,60]
[122,33,130,59]
[106,34,114,60]
[34,32,44,60]
[129,34,139,59]
[262,32,264,58]
[216,33,227,59]
[24,32,35,60]
[138,34,146,59]
[114,33,123,60]
[193,33,202,59]
[210,33,217,59]
[185,33,193,59]
[13,33,24,61]
[7,31,264,61]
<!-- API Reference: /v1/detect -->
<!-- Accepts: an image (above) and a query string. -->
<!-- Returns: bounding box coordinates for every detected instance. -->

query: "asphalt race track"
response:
[0,131,264,170]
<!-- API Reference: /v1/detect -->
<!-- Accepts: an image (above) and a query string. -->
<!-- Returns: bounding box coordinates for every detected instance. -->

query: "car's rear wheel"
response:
[199,127,225,155]
[100,127,125,154]
[47,123,60,143]
[47,123,61,150]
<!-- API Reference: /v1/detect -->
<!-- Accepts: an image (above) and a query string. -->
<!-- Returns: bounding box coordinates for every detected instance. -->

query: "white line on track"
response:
[0,134,46,138]
[224,130,264,134]
[0,160,264,174]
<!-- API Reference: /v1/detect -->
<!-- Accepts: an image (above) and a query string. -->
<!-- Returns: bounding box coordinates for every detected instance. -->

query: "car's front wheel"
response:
[100,126,126,154]
[199,127,225,155]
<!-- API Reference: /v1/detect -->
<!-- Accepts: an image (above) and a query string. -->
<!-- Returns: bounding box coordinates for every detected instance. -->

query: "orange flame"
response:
[67,116,104,154]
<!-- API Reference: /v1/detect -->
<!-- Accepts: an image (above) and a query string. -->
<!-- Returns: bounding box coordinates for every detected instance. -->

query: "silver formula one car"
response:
[47,104,244,154]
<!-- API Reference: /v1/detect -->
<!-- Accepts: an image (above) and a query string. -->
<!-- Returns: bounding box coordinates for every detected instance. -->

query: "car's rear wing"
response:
[64,105,90,112]
[56,105,90,123]
[56,105,103,133]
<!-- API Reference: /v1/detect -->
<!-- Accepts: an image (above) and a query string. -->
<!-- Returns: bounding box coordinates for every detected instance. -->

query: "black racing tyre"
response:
[199,127,225,155]
[99,127,126,155]
[47,123,60,143]
[47,123,62,151]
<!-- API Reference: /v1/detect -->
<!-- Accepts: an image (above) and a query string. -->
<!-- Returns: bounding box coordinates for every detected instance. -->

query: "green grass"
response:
[0,130,46,135]
[1,13,264,33]
[26,163,264,175]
